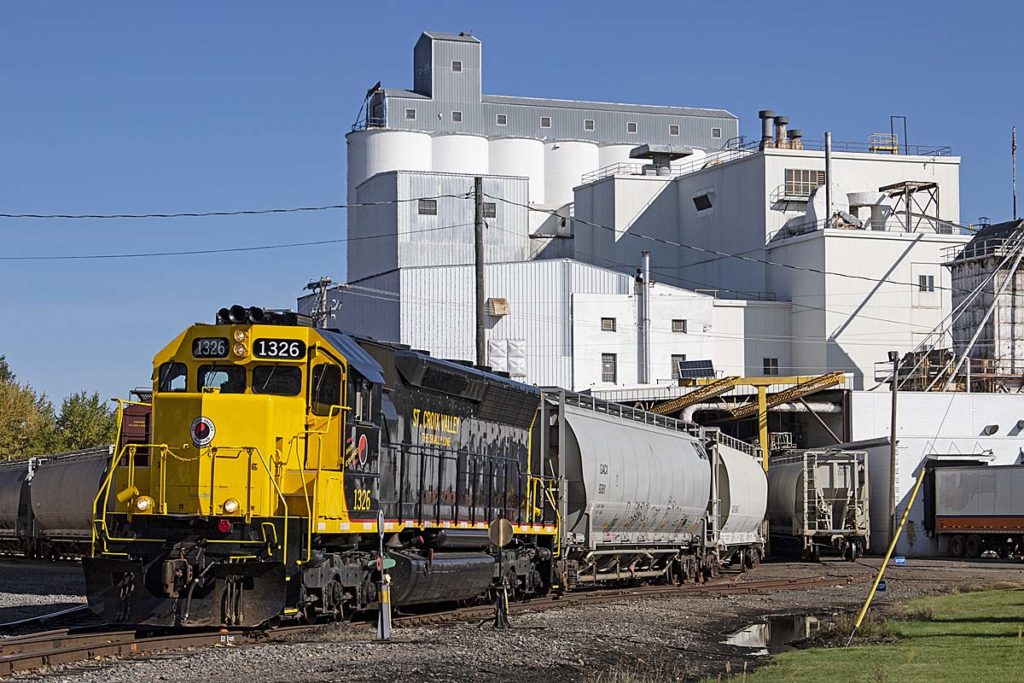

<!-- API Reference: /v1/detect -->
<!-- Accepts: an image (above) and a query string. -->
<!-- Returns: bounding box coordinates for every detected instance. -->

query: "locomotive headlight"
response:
[233,342,248,357]
[134,496,155,513]
[222,498,240,514]
[233,329,247,343]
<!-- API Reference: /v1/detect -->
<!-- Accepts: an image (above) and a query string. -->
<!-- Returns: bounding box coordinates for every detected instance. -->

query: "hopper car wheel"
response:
[965,535,984,559]
[948,535,966,558]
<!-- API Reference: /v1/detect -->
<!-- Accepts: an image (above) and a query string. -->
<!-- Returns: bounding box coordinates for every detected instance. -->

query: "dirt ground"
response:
[3,556,1024,682]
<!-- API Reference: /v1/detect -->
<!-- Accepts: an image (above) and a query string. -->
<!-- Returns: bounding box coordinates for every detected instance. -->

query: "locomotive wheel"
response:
[948,535,966,558]
[965,535,984,559]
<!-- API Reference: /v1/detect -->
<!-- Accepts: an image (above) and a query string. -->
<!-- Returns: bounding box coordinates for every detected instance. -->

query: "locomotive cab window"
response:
[198,365,246,394]
[349,374,373,422]
[310,363,342,416]
[252,365,301,396]
[157,362,187,392]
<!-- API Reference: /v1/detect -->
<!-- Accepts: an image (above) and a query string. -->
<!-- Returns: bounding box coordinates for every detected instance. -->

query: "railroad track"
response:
[392,573,859,627]
[0,574,858,677]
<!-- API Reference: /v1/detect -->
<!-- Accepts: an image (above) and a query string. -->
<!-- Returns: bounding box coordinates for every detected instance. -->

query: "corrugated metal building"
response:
[348,170,530,282]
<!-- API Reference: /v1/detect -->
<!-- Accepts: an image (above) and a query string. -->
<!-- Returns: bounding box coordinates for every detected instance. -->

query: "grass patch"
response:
[740,588,1024,681]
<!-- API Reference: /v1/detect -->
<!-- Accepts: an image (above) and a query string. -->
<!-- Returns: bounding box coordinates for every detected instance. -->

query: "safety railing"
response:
[561,391,703,437]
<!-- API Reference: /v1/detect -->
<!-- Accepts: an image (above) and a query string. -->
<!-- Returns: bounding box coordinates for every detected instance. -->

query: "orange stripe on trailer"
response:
[936,515,1024,532]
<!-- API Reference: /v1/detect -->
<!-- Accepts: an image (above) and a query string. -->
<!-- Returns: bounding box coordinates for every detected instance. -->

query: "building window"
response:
[600,317,616,332]
[693,194,713,212]
[784,169,826,198]
[404,108,416,121]
[451,111,463,123]
[584,119,595,131]
[601,354,618,383]
[672,319,687,334]
[626,121,638,134]
[540,116,552,128]
[919,274,935,292]
[671,354,688,381]
[763,357,779,376]
[711,127,722,139]
[482,202,496,218]
[451,60,463,72]
[417,199,437,215]
[496,113,508,126]
[669,124,680,136]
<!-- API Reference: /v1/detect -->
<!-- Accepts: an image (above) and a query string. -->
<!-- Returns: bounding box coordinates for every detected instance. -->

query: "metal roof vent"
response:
[629,144,693,176]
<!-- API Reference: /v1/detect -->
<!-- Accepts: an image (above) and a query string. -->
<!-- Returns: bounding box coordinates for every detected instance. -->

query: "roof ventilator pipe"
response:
[787,128,804,150]
[774,116,789,148]
[759,110,776,150]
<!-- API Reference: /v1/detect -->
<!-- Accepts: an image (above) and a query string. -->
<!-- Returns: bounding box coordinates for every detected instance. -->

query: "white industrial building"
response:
[309,30,974,394]
[296,30,1024,558]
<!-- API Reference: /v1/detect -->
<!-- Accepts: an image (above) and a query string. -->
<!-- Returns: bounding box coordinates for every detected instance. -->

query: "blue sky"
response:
[1,1,1020,402]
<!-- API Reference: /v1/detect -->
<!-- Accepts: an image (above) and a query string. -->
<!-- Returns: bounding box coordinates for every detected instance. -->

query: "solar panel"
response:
[677,359,715,379]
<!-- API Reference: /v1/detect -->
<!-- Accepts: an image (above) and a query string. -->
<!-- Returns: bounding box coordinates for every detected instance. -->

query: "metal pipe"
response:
[824,131,833,228]
[637,251,651,384]
[758,110,775,149]
[774,116,789,148]
[680,401,840,423]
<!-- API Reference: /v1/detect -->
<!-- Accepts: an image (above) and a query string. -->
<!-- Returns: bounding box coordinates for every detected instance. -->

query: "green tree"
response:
[0,369,58,459]
[54,391,117,452]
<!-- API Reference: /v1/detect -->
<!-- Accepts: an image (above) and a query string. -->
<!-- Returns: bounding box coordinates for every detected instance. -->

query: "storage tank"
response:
[431,133,488,175]
[716,443,768,546]
[30,447,111,543]
[489,137,545,204]
[562,404,711,547]
[346,129,432,202]
[0,460,28,546]
[597,143,637,173]
[544,140,599,207]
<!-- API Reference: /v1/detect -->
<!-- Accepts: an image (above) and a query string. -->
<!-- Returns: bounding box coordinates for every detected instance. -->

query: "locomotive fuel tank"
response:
[386,551,495,606]
[562,403,711,547]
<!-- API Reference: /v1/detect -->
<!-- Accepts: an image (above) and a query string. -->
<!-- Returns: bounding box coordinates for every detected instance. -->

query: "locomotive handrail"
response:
[91,441,170,555]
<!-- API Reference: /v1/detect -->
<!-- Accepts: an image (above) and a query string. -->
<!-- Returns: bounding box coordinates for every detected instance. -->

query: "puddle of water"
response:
[722,613,829,655]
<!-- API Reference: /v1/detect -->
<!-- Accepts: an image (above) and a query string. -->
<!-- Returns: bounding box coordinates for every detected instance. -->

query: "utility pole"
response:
[888,350,899,545]
[304,276,334,328]
[474,177,486,366]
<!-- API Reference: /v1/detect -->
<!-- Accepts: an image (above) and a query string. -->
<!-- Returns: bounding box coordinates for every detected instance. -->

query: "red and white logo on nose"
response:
[190,416,216,447]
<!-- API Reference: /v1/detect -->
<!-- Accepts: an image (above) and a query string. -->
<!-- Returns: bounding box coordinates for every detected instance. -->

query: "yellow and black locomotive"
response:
[84,306,557,627]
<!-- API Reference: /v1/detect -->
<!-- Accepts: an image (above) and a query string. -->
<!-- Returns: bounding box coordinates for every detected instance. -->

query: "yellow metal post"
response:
[757,386,768,471]
[847,464,928,646]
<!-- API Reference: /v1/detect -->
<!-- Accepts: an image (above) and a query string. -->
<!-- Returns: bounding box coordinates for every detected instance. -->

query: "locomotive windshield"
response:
[197,364,245,393]
[252,365,302,396]
[157,362,186,392]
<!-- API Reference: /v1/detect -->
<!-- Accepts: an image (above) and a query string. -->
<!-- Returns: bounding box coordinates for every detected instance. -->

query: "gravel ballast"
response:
[4,557,1024,681]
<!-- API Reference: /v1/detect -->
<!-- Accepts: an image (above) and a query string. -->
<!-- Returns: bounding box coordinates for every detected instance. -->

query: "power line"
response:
[0,222,473,261]
[0,194,469,220]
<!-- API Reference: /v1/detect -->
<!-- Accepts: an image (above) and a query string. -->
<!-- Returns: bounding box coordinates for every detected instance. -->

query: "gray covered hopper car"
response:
[0,447,111,558]
[767,449,869,561]
[0,460,30,553]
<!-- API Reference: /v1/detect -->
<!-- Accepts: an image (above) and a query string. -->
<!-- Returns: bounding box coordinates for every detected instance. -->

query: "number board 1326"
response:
[253,338,306,359]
